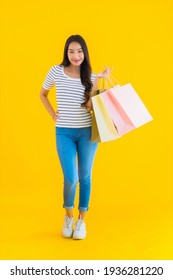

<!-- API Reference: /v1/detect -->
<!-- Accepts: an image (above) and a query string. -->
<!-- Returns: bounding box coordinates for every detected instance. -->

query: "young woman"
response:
[40,34,110,239]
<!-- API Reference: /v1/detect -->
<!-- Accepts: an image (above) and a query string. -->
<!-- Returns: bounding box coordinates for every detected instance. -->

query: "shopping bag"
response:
[91,93,119,142]
[91,72,153,142]
[91,89,105,142]
[91,111,101,142]
[101,86,135,136]
[91,77,120,142]
[107,83,153,129]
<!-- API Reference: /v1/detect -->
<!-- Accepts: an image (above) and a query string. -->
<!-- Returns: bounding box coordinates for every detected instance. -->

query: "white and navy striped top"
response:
[42,65,96,128]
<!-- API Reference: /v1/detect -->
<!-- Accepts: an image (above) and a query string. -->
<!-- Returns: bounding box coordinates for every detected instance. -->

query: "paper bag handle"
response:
[107,73,122,86]
[98,73,121,89]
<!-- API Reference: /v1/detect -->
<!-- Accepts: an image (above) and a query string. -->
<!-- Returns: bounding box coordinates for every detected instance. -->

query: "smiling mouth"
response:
[73,60,80,62]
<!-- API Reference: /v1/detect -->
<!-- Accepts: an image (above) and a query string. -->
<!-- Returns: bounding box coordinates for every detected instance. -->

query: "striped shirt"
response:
[42,65,96,128]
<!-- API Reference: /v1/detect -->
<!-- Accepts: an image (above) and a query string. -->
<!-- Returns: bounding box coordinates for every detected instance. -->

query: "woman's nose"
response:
[73,54,79,59]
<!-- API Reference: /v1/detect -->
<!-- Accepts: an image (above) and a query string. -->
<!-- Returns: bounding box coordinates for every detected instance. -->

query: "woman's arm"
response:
[85,66,111,112]
[40,87,59,121]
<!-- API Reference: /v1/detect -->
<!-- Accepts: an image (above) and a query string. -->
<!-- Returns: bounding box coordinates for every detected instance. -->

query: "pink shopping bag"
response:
[107,83,153,129]
[101,88,135,136]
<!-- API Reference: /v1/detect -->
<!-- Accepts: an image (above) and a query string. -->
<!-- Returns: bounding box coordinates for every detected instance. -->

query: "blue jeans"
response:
[55,127,98,212]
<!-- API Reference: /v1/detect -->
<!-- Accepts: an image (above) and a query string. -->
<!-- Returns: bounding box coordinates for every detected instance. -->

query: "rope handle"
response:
[98,67,121,89]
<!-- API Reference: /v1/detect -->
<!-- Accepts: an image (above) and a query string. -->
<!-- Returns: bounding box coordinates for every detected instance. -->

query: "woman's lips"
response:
[73,60,80,63]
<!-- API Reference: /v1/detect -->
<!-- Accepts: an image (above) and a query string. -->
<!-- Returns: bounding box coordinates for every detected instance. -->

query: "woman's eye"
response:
[68,50,83,53]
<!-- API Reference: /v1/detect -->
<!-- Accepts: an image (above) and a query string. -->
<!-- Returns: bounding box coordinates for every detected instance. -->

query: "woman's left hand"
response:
[97,66,112,78]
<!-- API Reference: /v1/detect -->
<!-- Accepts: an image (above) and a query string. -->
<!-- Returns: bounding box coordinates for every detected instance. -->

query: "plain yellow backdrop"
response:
[0,0,173,259]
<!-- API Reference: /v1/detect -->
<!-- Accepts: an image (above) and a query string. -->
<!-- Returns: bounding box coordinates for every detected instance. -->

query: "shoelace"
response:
[65,216,73,228]
[75,219,83,231]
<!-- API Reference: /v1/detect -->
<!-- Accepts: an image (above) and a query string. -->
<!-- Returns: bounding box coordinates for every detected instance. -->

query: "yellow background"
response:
[0,0,173,259]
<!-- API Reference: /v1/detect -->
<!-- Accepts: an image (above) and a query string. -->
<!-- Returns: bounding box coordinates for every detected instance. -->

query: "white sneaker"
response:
[73,219,86,240]
[62,215,74,238]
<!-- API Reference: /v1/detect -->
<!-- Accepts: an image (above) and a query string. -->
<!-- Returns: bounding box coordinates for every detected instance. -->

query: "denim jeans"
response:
[55,126,98,212]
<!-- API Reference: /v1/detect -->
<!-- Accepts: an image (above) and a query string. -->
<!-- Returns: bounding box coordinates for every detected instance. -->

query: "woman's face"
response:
[67,42,84,66]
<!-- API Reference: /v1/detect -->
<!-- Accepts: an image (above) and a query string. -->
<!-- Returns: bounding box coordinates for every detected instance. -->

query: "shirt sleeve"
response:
[42,66,56,90]
[91,72,97,83]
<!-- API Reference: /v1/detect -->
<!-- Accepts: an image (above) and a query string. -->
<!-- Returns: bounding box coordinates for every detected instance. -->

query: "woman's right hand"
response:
[97,66,112,78]
[52,110,60,122]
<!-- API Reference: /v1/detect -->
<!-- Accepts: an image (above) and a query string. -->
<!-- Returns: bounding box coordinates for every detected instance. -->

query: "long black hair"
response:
[60,35,93,107]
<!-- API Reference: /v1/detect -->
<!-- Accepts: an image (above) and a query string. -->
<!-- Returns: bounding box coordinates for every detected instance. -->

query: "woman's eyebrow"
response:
[68,48,82,51]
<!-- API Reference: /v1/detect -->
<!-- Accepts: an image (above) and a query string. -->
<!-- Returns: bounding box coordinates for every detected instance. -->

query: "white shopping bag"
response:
[109,83,153,128]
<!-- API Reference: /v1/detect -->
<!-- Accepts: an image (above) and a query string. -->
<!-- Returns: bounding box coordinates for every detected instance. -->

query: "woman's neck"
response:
[65,64,80,74]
